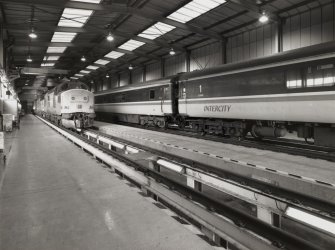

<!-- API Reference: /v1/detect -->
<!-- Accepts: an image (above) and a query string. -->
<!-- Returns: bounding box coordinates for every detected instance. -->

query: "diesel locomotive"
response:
[95,41,335,148]
[35,79,95,130]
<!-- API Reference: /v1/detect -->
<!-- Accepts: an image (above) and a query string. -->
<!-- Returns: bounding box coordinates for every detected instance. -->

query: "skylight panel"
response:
[41,63,55,67]
[95,59,110,65]
[167,0,226,23]
[75,74,84,77]
[71,0,102,3]
[43,56,60,61]
[87,65,99,70]
[138,22,175,40]
[104,51,124,59]
[51,32,77,42]
[46,47,67,53]
[58,8,93,28]
[80,70,90,74]
[118,39,145,51]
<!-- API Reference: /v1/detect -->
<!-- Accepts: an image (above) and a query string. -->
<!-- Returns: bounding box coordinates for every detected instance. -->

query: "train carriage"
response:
[94,41,335,148]
[95,77,176,128]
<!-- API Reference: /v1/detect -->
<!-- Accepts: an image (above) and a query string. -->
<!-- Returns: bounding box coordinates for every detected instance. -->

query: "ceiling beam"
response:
[0,0,223,41]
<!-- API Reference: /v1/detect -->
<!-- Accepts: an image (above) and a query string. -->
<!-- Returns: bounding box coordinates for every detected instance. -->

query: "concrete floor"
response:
[95,121,335,184]
[0,115,214,250]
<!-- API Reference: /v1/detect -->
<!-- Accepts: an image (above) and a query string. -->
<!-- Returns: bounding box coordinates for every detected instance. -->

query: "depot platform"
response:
[0,115,214,250]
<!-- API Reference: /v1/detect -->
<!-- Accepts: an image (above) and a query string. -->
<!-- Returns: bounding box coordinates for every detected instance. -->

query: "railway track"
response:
[107,121,335,162]
[36,116,335,250]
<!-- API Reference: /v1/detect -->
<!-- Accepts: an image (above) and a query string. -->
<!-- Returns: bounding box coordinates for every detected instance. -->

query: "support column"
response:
[117,73,121,87]
[143,65,146,82]
[129,70,132,84]
[277,18,283,53]
[0,23,4,68]
[221,39,227,64]
[160,58,165,78]
[186,50,191,72]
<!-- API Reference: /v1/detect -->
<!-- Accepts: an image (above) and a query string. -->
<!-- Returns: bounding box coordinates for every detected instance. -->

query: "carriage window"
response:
[199,85,202,93]
[121,94,125,101]
[58,95,61,103]
[306,65,335,87]
[286,70,302,88]
[149,90,155,100]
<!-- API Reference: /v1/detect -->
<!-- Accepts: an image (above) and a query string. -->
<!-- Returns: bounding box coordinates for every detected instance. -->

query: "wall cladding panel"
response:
[283,2,335,50]
[227,23,277,63]
[132,67,143,84]
[102,77,109,90]
[190,42,222,71]
[146,62,161,81]
[165,53,186,76]
[119,71,130,87]
[110,76,118,88]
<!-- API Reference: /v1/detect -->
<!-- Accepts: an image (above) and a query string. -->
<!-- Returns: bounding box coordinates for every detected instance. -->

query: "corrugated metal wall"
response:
[165,53,186,76]
[110,75,118,88]
[226,23,278,63]
[131,67,144,84]
[146,62,161,81]
[190,42,222,71]
[102,77,109,90]
[119,71,130,86]
[282,2,335,51]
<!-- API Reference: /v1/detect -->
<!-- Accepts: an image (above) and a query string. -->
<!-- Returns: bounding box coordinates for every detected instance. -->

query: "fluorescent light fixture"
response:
[70,77,79,80]
[71,0,102,3]
[75,74,84,77]
[47,47,67,53]
[157,159,184,173]
[167,0,226,23]
[41,62,55,67]
[286,207,335,235]
[95,59,110,65]
[259,12,269,23]
[87,65,99,70]
[51,32,77,42]
[80,70,90,74]
[43,56,60,61]
[104,51,124,59]
[58,8,93,28]
[138,22,175,40]
[119,39,145,51]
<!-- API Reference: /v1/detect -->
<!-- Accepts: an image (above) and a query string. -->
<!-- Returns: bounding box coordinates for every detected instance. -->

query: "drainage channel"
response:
[37,116,322,250]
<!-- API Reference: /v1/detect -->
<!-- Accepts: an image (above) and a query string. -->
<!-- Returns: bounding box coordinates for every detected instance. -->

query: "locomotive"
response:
[35,79,95,130]
[95,41,335,148]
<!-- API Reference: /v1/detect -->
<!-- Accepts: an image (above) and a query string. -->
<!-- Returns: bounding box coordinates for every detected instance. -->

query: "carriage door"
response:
[178,81,187,115]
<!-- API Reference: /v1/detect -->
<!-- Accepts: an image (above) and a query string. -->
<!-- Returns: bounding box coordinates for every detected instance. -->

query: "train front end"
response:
[61,89,95,130]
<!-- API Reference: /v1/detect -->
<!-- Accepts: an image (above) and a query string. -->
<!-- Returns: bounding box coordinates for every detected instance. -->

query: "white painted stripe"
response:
[95,80,171,96]
[181,91,335,103]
